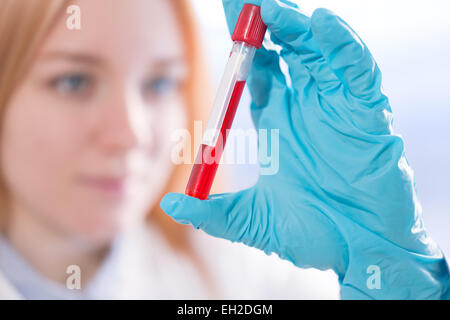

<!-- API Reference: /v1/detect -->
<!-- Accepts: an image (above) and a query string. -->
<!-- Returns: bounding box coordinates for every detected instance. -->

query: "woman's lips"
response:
[79,175,128,197]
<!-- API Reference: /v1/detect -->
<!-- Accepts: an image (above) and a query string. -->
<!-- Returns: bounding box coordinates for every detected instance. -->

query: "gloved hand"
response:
[161,0,450,299]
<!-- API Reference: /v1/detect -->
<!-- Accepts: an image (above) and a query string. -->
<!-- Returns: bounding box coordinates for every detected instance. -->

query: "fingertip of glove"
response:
[261,0,297,23]
[160,193,210,229]
[311,8,337,27]
[262,0,299,10]
[160,192,185,216]
[311,8,354,49]
[260,0,310,41]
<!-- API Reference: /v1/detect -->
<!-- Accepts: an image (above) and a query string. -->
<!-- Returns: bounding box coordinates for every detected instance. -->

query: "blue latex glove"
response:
[161,0,450,299]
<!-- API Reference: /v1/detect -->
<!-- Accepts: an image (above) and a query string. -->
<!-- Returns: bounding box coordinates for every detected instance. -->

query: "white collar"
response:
[0,269,21,299]
[0,223,211,299]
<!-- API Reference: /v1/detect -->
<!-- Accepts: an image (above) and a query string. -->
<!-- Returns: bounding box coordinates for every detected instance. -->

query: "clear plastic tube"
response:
[185,4,266,200]
[185,42,256,200]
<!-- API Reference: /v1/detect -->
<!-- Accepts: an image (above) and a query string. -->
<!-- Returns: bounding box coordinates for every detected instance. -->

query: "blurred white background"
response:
[191,0,450,269]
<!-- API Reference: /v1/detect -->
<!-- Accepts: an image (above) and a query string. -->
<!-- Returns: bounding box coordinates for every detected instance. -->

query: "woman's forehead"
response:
[39,0,186,69]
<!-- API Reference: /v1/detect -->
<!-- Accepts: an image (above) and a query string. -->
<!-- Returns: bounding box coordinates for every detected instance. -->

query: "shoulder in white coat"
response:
[0,270,21,300]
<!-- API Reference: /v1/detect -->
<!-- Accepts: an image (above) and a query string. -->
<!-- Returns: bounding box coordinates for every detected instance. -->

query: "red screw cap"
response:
[231,4,267,49]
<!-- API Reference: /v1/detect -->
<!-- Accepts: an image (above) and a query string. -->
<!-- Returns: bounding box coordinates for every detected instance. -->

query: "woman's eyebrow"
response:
[37,51,105,66]
[151,58,189,79]
[37,51,187,73]
[151,57,187,70]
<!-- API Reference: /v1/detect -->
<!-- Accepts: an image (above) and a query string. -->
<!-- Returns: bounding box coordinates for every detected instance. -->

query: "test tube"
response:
[185,4,267,200]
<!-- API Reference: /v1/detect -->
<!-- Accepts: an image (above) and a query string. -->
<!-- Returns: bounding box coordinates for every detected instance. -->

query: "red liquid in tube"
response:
[184,4,266,200]
[185,81,246,200]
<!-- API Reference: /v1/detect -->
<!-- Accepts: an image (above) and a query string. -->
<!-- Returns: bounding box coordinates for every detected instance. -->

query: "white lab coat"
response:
[0,222,340,299]
[0,271,20,299]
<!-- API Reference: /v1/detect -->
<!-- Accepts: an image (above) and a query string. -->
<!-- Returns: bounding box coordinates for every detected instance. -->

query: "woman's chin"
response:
[63,212,122,245]
[69,206,146,246]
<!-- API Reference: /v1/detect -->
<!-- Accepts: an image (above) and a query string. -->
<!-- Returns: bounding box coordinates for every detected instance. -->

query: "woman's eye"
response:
[49,73,92,95]
[143,77,179,98]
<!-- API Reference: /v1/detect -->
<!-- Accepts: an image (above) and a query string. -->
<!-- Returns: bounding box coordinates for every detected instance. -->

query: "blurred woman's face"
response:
[0,0,187,243]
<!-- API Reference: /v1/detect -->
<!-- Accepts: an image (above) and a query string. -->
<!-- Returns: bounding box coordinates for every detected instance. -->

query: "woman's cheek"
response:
[1,84,110,239]
[140,98,187,197]
[161,96,187,165]
[2,87,70,196]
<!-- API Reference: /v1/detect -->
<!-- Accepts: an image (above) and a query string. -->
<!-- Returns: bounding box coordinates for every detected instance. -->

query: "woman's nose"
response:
[94,90,153,154]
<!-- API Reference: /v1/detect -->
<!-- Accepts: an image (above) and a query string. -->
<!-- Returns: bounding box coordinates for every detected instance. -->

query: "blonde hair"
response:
[0,0,70,226]
[0,0,215,252]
